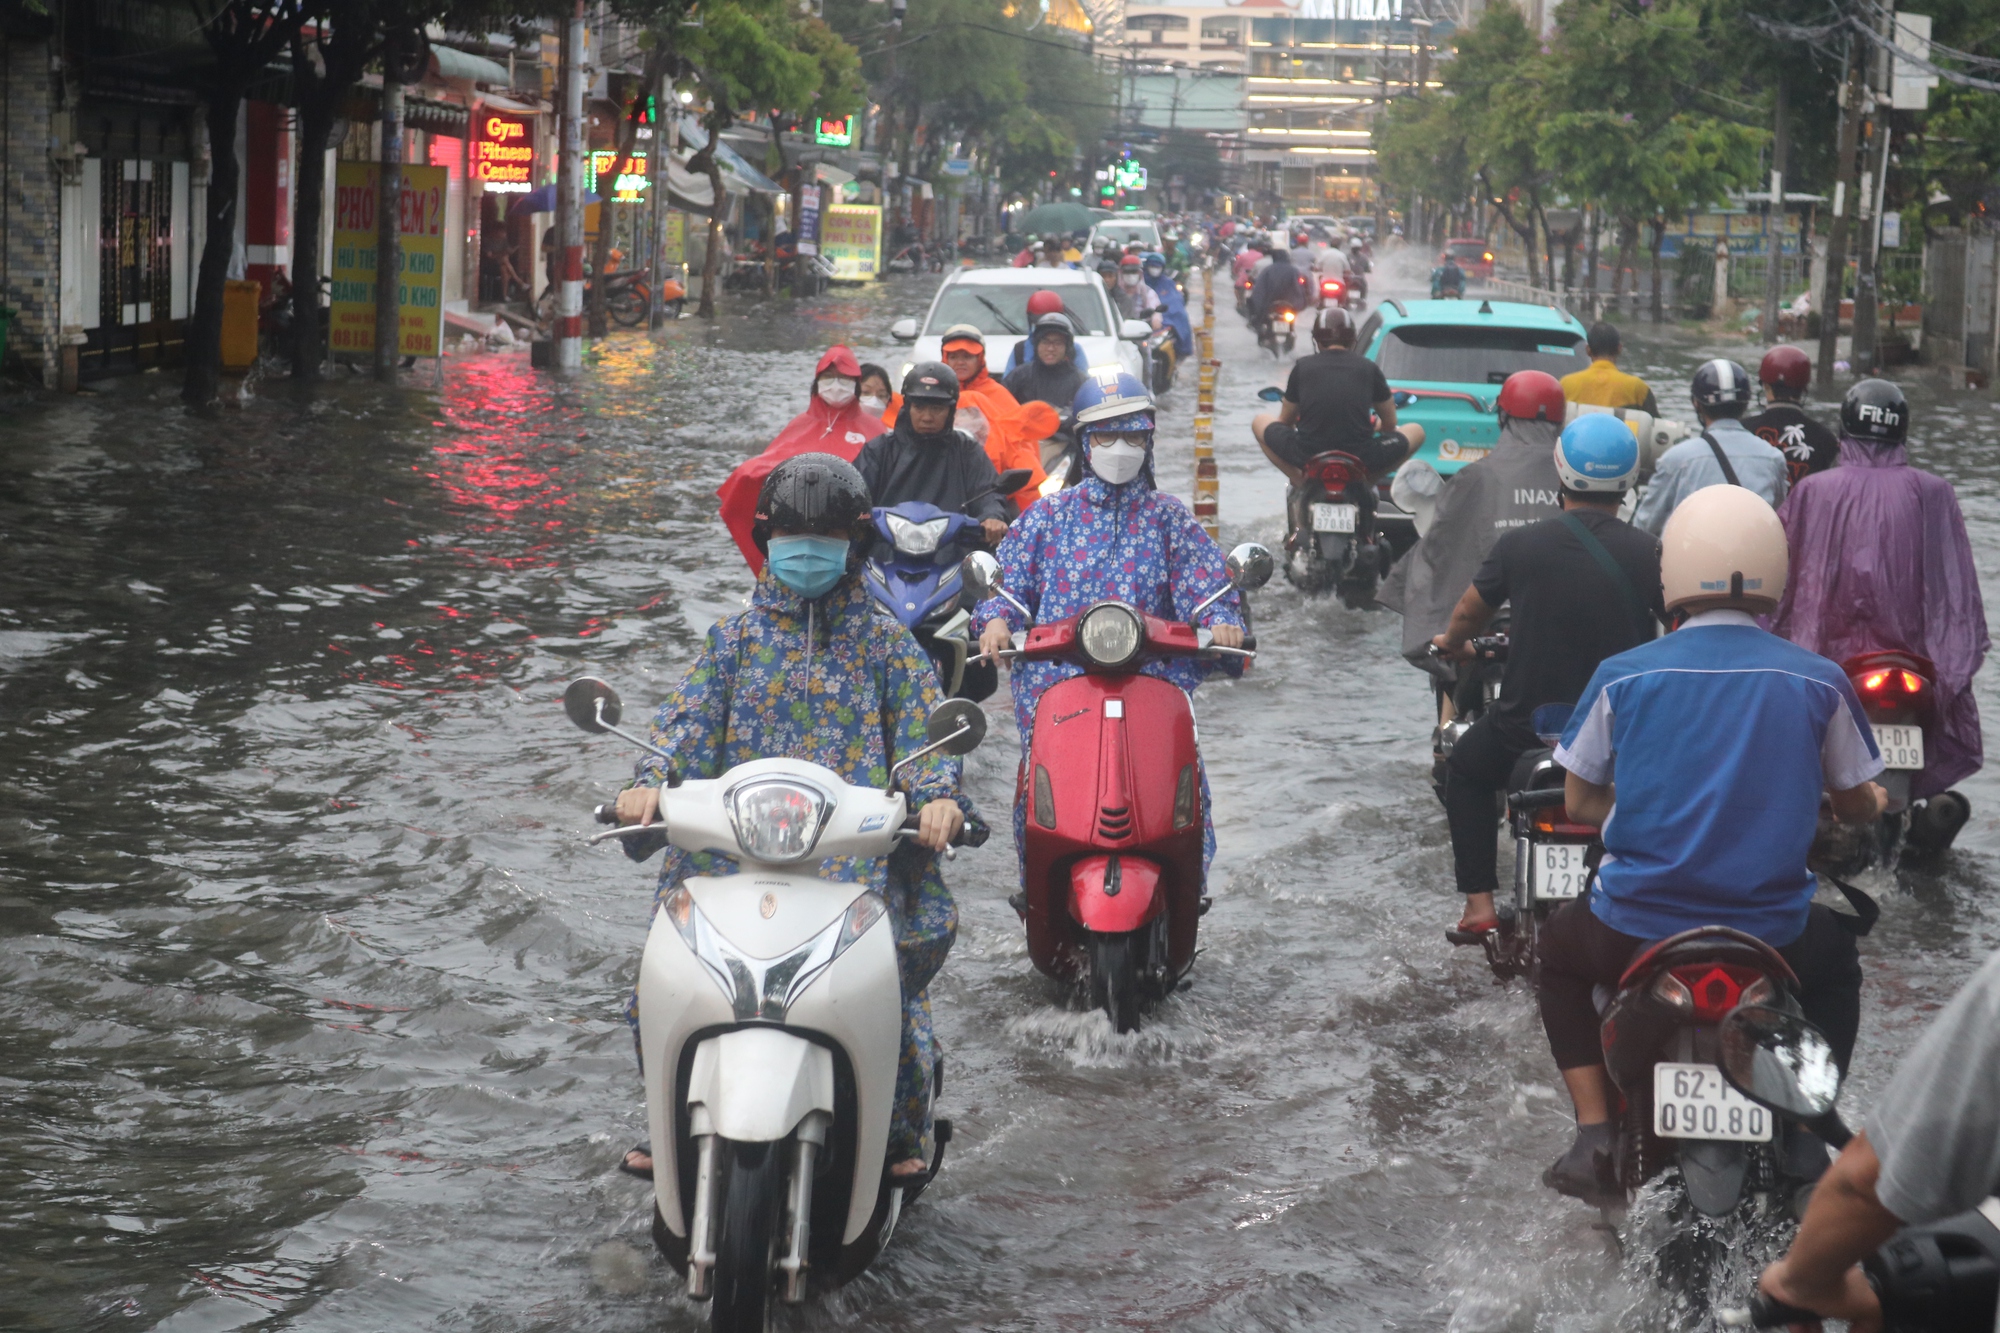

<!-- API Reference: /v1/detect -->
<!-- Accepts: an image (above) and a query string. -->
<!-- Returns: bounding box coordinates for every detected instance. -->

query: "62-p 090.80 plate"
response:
[1653,1062,1772,1142]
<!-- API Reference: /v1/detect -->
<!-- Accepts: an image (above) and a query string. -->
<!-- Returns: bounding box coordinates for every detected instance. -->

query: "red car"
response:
[1445,237,1495,282]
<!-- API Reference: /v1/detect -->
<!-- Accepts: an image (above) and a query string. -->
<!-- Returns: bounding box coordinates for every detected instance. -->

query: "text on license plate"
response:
[1653,1063,1772,1142]
[1311,503,1357,534]
[1872,724,1925,771]
[1527,842,1589,900]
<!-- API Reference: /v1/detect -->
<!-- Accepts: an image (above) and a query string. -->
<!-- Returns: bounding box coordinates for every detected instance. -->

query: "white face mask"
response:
[1090,439,1148,485]
[817,377,856,407]
[1119,272,1141,289]
[859,394,888,416]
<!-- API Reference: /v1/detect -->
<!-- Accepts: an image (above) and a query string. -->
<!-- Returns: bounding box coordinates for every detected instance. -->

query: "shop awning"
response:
[431,44,514,87]
[677,116,784,193]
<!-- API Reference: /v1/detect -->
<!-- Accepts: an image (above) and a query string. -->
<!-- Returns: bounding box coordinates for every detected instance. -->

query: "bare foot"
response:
[888,1157,927,1178]
[1456,892,1499,933]
[625,1148,653,1174]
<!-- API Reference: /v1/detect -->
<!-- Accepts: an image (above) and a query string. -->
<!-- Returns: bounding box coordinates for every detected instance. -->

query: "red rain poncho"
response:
[718,346,884,572]
[1770,437,1989,797]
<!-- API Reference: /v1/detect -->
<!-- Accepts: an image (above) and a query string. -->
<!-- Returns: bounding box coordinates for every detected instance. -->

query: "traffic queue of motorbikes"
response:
[558,261,1995,1332]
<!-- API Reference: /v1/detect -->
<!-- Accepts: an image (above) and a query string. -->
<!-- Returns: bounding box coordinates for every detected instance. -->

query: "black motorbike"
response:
[1255,303,1299,357]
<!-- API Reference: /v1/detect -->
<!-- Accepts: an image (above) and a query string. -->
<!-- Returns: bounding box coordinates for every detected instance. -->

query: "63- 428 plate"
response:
[1527,842,1588,900]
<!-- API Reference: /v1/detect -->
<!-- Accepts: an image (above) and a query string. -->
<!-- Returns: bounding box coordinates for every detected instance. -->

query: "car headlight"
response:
[886,514,949,556]
[726,778,834,864]
[1078,602,1144,669]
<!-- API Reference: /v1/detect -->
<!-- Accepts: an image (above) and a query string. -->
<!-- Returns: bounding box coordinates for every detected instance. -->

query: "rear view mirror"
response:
[564,677,623,733]
[961,550,1001,601]
[1394,390,1419,407]
[992,468,1032,497]
[890,318,919,342]
[1256,386,1285,403]
[925,699,987,755]
[1226,543,1274,591]
[1120,319,1150,341]
[1719,1005,1842,1119]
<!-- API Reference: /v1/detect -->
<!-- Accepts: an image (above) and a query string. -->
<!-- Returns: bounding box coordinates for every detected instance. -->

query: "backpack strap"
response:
[1559,512,1653,642]
[1700,431,1743,487]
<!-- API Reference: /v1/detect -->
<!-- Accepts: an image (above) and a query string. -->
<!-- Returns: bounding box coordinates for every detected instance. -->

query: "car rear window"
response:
[923,282,1113,338]
[1375,324,1586,384]
[1093,223,1160,250]
[1448,241,1492,260]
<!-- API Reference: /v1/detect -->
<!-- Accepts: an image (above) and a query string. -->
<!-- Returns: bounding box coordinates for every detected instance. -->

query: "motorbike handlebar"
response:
[594,803,621,825]
[896,812,989,859]
[1508,788,1568,811]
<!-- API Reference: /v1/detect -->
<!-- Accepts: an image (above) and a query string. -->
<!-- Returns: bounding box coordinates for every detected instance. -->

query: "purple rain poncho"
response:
[1769,437,1989,797]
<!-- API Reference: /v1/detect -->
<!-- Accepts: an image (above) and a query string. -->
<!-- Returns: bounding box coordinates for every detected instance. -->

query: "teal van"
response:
[1358,298,1590,480]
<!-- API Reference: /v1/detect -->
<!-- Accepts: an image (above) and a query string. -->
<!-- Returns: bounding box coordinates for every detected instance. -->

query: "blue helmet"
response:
[1140,250,1167,277]
[1071,367,1154,432]
[1555,414,1640,493]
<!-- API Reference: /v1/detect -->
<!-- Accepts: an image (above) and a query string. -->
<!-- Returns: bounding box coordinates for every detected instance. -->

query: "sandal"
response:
[617,1142,654,1181]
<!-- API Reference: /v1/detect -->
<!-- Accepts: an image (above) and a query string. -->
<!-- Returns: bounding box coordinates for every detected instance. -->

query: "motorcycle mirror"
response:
[961,550,1002,600]
[924,699,987,755]
[890,317,919,342]
[1227,542,1275,591]
[564,677,623,733]
[1719,1004,1843,1119]
[1394,390,1419,407]
[1256,386,1285,403]
[992,468,1032,496]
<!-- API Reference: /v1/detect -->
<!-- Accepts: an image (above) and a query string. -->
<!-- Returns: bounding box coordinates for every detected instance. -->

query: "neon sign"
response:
[589,150,650,202]
[814,116,854,147]
[475,112,535,193]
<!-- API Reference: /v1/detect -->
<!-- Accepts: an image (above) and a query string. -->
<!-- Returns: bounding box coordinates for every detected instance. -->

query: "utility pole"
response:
[1851,4,1894,374]
[374,44,406,381]
[1762,76,1788,345]
[555,0,586,372]
[1816,37,1864,391]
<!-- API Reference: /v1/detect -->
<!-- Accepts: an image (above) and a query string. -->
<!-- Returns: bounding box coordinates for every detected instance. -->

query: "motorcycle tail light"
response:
[726,778,832,863]
[1077,602,1144,669]
[1282,310,1295,323]
[1862,669,1890,693]
[1651,971,1694,1014]
[1739,976,1779,1008]
[1670,963,1764,1022]
[1900,670,1924,694]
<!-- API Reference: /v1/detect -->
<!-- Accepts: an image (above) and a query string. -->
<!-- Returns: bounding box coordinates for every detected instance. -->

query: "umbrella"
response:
[506,183,600,217]
[1012,201,1097,236]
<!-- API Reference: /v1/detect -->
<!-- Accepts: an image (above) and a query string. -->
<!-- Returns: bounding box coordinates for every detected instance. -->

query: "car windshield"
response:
[1376,325,1587,384]
[923,283,1114,337]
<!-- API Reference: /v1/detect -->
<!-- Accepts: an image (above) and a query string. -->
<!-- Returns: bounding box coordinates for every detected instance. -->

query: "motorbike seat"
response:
[1508,747,1561,794]
[1616,925,1798,992]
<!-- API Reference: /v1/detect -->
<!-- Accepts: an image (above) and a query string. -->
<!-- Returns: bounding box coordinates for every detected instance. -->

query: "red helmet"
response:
[1759,344,1812,394]
[1496,369,1566,423]
[1026,289,1065,319]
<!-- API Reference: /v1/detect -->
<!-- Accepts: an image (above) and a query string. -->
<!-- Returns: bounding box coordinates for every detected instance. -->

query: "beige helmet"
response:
[1660,484,1787,615]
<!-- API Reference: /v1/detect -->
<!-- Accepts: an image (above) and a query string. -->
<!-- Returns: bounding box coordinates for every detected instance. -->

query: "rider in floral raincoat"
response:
[975,370,1247,877]
[616,454,979,1179]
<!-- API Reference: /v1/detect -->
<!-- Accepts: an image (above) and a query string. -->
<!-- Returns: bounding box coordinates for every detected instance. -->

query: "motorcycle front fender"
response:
[1068,853,1163,934]
[686,1027,836,1144]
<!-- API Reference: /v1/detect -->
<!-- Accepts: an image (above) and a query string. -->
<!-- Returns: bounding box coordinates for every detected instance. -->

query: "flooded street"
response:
[6,265,2000,1333]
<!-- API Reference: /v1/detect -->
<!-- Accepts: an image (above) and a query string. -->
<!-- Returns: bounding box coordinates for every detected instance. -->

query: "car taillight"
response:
[1483,251,1494,261]
[1669,964,1766,1022]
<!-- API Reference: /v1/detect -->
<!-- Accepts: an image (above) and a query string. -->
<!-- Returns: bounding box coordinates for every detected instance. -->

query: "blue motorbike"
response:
[862,500,1002,702]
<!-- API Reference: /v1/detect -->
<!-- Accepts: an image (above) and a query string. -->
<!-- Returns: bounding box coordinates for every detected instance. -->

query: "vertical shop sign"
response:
[329,162,447,357]
[474,111,535,193]
[796,183,823,257]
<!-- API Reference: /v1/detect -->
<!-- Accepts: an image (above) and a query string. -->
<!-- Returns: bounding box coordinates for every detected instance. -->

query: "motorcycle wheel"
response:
[1088,931,1143,1035]
[609,289,649,327]
[710,1140,783,1333]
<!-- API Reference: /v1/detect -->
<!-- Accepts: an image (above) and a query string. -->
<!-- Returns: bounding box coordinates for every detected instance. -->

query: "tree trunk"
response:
[1648,218,1666,323]
[374,74,405,380]
[1585,204,1599,306]
[694,147,727,320]
[1492,199,1539,287]
[183,88,243,407]
[1614,218,1638,308]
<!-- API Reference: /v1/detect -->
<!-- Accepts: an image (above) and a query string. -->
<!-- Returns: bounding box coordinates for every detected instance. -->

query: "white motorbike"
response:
[564,678,987,1332]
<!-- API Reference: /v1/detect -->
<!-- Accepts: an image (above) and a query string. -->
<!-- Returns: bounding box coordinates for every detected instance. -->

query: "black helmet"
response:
[1841,377,1909,445]
[1031,311,1075,344]
[1691,358,1753,416]
[751,452,871,553]
[1311,305,1355,348]
[901,360,960,407]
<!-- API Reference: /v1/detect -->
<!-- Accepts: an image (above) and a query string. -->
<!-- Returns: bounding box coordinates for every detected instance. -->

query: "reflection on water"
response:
[2,274,1998,1332]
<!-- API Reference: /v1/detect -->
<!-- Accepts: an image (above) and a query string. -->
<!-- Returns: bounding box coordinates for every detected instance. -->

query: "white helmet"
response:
[1660,484,1787,615]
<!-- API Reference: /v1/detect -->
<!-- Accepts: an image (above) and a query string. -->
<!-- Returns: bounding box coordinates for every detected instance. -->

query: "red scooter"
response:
[966,544,1273,1032]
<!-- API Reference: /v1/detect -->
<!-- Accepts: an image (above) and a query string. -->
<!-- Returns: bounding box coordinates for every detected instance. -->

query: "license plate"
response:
[1311,503,1357,533]
[1527,842,1589,900]
[1653,1063,1772,1142]
[1873,724,1925,771]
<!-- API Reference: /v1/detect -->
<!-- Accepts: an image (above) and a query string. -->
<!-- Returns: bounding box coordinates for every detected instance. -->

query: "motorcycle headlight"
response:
[726,778,834,864]
[1078,602,1144,669]
[886,514,949,556]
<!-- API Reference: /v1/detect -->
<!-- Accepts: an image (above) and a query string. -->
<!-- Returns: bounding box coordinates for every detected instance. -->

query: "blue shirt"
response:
[1554,610,1882,946]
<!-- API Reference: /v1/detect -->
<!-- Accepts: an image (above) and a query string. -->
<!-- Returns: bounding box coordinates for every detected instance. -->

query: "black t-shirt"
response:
[1283,348,1391,455]
[1743,402,1841,485]
[1472,508,1664,741]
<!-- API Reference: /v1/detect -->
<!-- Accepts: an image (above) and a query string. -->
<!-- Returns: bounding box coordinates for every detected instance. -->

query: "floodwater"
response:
[4,258,2000,1333]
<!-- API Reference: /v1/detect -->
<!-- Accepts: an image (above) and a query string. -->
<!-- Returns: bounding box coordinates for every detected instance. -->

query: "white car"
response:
[890,268,1149,384]
[1088,218,1163,253]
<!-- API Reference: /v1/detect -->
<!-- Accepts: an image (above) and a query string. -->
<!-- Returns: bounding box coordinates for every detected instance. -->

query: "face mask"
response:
[766,535,850,599]
[859,394,888,416]
[817,377,856,407]
[1090,439,1148,486]
[1119,273,1140,289]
